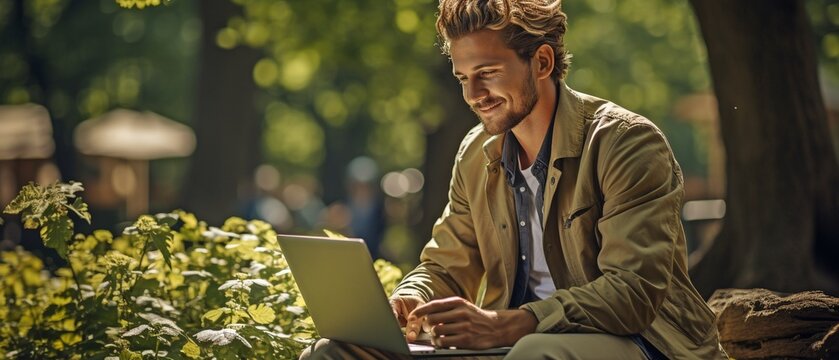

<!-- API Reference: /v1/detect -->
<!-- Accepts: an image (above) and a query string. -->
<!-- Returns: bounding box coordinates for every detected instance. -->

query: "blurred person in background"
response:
[346,157,385,259]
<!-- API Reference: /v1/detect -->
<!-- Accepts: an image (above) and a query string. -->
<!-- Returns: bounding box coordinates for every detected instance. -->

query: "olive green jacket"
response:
[392,82,727,359]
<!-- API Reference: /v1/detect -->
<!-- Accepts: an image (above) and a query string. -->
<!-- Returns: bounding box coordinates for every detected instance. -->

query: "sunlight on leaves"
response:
[263,103,325,167]
[180,340,200,359]
[122,324,151,337]
[115,0,166,10]
[3,182,90,259]
[195,328,252,348]
[253,58,279,88]
[203,308,226,323]
[247,304,276,324]
[323,229,348,239]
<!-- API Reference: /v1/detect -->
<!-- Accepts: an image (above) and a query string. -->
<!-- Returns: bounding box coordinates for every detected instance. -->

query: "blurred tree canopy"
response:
[222,0,446,177]
[563,0,711,178]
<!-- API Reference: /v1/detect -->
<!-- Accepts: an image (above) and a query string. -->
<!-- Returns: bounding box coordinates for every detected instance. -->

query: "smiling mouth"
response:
[477,101,502,112]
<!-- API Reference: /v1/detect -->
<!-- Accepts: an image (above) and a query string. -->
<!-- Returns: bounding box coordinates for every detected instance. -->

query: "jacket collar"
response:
[482,81,586,167]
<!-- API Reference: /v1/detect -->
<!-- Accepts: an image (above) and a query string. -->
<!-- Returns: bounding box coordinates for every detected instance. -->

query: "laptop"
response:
[276,234,511,357]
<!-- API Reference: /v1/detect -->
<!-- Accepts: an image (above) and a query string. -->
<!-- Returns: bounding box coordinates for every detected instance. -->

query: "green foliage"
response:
[0,0,198,116]
[3,182,91,260]
[564,0,710,120]
[221,0,446,173]
[123,215,175,269]
[116,0,168,10]
[0,183,404,359]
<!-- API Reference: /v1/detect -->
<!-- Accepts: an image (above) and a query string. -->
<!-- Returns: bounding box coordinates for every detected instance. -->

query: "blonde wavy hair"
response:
[436,0,571,81]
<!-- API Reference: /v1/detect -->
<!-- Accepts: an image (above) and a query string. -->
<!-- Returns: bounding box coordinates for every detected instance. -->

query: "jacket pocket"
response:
[559,204,602,283]
[562,204,593,229]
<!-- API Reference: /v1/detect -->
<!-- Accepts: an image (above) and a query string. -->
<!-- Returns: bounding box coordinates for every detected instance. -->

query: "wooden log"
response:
[707,288,839,359]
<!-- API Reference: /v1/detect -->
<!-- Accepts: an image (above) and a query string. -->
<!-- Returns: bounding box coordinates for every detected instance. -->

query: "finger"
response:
[390,299,406,326]
[402,298,420,329]
[434,333,470,349]
[390,299,400,315]
[437,333,492,350]
[399,298,414,319]
[431,321,470,337]
[397,300,410,327]
[405,312,424,342]
[409,297,467,319]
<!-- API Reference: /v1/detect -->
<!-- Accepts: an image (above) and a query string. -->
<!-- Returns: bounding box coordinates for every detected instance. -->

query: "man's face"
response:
[450,29,539,135]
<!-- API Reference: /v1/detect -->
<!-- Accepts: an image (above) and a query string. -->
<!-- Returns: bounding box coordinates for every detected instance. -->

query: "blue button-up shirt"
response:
[500,120,554,308]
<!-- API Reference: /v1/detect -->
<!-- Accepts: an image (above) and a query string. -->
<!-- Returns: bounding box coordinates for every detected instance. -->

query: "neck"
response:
[512,80,558,169]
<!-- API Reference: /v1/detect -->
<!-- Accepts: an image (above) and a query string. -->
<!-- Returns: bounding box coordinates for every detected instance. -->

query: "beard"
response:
[472,71,539,136]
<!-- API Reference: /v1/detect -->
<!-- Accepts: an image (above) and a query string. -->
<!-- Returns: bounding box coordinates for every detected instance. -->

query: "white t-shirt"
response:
[520,161,557,299]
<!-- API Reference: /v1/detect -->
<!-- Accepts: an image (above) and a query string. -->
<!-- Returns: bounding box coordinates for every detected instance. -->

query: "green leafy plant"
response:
[3,181,90,260]
[0,182,403,359]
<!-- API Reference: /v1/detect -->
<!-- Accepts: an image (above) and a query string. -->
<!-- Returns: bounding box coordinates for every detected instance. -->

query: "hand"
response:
[390,295,426,328]
[406,296,537,349]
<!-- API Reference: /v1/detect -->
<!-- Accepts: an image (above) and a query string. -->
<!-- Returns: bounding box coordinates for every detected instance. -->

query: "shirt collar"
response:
[500,115,554,186]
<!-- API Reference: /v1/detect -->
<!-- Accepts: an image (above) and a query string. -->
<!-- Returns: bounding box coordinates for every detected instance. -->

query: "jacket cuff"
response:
[390,288,426,301]
[519,297,566,333]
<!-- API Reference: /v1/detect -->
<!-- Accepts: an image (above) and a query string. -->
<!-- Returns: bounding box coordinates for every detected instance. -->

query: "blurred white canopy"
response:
[74,109,196,160]
[0,103,55,160]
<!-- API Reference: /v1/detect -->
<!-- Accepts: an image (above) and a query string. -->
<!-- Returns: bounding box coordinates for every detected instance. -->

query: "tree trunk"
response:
[8,0,75,183]
[688,0,839,297]
[182,0,263,225]
[707,288,839,358]
[416,68,475,248]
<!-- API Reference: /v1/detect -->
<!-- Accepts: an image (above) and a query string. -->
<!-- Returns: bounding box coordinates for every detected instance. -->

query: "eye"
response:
[479,70,497,78]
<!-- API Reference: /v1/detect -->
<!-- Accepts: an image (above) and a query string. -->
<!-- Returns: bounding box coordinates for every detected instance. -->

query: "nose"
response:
[463,80,488,105]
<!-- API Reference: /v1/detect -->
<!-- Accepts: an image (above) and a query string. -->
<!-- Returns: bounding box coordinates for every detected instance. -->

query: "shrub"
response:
[0,182,403,359]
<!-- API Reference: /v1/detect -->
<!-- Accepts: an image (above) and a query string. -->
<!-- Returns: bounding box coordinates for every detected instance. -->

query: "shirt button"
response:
[521,255,526,261]
[551,177,556,185]
[519,186,526,192]
[519,220,526,227]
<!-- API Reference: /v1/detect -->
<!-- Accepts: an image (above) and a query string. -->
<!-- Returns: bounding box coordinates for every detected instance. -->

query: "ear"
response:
[532,44,555,81]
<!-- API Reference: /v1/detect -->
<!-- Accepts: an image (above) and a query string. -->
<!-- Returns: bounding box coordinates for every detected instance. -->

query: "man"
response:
[303,0,727,358]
